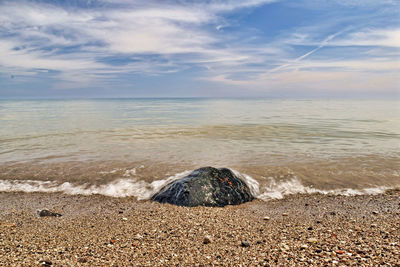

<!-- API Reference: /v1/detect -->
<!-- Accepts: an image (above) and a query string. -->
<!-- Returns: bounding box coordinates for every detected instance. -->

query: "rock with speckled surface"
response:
[151,167,254,207]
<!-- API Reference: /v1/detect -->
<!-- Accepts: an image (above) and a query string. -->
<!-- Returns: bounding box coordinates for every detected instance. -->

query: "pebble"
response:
[281,244,290,251]
[263,216,270,221]
[372,211,379,215]
[37,209,62,217]
[307,238,318,243]
[300,244,308,250]
[241,241,250,247]
[282,213,288,216]
[122,217,128,221]
[203,235,212,244]
[39,260,52,266]
[134,234,143,240]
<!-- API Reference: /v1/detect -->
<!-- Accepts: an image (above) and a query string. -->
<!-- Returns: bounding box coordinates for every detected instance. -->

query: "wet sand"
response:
[0,191,399,266]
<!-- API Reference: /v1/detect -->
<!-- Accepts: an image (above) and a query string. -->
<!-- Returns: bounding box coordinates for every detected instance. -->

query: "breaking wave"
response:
[257,177,390,201]
[0,169,393,200]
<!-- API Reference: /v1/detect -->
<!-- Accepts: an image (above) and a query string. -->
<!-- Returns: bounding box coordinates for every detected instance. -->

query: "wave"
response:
[0,169,393,200]
[257,177,390,201]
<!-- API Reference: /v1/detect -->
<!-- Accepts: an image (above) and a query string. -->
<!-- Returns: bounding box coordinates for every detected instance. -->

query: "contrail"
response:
[270,30,345,73]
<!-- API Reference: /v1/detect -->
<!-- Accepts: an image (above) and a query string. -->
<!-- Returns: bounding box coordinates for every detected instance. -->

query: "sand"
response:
[0,190,399,266]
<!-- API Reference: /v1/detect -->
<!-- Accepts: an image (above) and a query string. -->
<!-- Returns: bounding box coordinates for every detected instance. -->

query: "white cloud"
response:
[332,28,400,48]
[0,0,398,95]
[0,0,278,86]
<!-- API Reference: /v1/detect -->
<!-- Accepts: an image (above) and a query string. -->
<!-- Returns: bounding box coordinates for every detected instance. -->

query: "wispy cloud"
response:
[0,0,398,96]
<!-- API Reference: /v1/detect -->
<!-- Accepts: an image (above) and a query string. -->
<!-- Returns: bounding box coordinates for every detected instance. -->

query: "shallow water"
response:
[0,98,399,200]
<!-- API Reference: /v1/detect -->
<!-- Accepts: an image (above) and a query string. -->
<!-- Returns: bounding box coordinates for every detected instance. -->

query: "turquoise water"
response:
[0,98,399,199]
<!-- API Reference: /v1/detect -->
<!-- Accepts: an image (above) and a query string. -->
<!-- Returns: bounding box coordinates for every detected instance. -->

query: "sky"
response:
[0,0,399,98]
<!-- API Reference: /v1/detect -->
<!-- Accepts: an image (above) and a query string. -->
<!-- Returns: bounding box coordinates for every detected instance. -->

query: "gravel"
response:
[0,189,399,266]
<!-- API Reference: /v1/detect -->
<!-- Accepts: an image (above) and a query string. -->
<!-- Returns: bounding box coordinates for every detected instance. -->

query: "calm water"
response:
[0,98,399,200]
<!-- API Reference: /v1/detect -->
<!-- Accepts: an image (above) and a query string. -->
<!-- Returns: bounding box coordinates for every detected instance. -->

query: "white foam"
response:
[0,170,393,200]
[231,169,260,196]
[257,177,391,201]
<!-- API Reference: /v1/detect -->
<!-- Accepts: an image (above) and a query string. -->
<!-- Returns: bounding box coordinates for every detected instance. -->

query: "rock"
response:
[203,235,212,244]
[37,209,62,217]
[122,217,128,221]
[151,167,254,207]
[307,226,313,230]
[263,216,270,221]
[372,211,379,215]
[241,241,250,247]
[282,213,288,216]
[300,244,308,250]
[134,234,143,240]
[307,238,318,243]
[281,244,290,251]
[39,260,52,266]
[77,258,87,263]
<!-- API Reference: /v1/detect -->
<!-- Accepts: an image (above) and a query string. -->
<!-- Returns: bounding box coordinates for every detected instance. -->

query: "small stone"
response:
[282,213,288,216]
[281,244,290,251]
[134,234,143,240]
[241,241,250,247]
[77,258,87,263]
[372,211,379,215]
[263,216,270,221]
[39,260,52,266]
[37,209,62,217]
[307,226,313,231]
[122,217,128,221]
[300,244,308,250]
[371,224,377,228]
[307,238,318,243]
[203,235,212,244]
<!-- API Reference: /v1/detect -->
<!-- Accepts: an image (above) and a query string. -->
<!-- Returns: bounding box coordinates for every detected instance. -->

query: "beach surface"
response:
[1,191,399,266]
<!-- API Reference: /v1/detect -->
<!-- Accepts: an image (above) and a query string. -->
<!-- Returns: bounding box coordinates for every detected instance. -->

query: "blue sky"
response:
[0,0,399,98]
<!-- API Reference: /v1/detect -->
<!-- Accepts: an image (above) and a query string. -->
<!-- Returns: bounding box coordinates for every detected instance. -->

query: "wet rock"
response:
[152,167,254,207]
[37,209,62,217]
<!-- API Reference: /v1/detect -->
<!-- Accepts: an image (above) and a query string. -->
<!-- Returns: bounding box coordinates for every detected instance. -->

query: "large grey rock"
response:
[151,167,254,207]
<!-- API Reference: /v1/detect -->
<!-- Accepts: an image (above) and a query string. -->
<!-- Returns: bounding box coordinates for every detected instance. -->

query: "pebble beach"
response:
[1,190,399,266]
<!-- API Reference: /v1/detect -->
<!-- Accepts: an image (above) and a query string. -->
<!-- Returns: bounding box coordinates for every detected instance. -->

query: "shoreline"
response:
[1,191,399,265]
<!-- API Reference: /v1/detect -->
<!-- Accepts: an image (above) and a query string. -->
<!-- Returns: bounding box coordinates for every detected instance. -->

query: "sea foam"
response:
[0,169,392,200]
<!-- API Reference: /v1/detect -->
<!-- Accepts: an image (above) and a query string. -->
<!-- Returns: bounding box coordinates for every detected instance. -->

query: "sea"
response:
[0,98,399,201]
